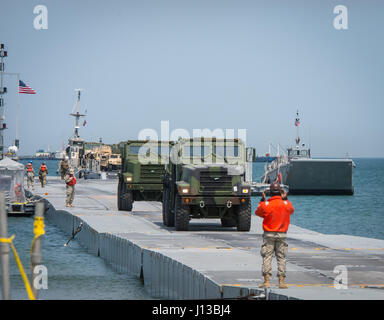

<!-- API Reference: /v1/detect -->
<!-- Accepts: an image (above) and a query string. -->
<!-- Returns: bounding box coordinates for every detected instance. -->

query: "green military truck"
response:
[118,140,173,211]
[162,138,252,231]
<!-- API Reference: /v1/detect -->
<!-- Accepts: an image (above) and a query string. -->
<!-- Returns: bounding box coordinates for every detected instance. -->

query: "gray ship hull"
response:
[263,159,354,195]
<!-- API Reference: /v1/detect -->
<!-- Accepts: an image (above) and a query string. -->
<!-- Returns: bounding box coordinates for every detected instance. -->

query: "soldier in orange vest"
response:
[25,161,35,190]
[38,162,48,187]
[255,182,295,289]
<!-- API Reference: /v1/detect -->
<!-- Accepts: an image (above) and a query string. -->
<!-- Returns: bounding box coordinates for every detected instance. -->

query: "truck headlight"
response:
[182,188,189,194]
[242,188,249,194]
[126,176,132,182]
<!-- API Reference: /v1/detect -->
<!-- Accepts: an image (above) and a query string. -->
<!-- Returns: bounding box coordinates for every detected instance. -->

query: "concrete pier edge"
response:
[42,198,293,300]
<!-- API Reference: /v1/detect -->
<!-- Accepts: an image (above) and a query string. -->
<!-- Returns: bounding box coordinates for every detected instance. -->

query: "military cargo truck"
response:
[162,138,251,231]
[118,140,173,211]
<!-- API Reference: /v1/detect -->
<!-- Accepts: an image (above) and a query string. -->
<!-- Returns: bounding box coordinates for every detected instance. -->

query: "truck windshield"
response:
[214,145,239,157]
[183,146,211,157]
[129,146,149,155]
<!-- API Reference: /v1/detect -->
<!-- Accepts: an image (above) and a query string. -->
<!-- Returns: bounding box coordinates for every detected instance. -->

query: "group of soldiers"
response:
[26,161,49,190]
[25,156,77,207]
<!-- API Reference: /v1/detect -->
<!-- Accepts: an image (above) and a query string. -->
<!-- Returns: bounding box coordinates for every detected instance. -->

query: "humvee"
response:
[162,138,251,231]
[117,140,173,211]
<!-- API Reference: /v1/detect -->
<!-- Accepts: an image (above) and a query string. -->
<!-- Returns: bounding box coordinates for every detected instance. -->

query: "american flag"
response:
[19,80,36,94]
[295,110,300,126]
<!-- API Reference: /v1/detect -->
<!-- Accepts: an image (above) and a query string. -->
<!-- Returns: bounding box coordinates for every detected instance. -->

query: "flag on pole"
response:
[82,120,87,126]
[19,80,36,94]
[295,110,300,127]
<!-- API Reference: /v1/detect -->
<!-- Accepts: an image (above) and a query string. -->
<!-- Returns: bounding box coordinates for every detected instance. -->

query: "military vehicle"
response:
[118,140,173,211]
[162,138,251,231]
[107,153,122,171]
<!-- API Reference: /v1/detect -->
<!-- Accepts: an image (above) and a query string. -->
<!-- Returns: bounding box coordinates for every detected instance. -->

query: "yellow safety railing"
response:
[0,235,36,300]
[0,215,46,300]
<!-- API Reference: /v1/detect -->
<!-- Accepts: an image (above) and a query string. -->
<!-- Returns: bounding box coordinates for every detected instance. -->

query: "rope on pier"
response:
[0,235,36,300]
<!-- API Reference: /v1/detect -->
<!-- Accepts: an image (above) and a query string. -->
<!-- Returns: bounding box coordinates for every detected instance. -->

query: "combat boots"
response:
[259,275,271,288]
[278,276,288,289]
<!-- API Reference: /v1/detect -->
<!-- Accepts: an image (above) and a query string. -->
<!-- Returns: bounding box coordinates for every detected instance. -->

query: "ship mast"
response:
[70,89,86,139]
[0,44,7,159]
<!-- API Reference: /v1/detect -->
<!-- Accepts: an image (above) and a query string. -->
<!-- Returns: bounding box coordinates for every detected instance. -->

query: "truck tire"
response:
[162,187,174,227]
[119,182,133,211]
[175,194,189,231]
[117,180,123,210]
[236,200,251,231]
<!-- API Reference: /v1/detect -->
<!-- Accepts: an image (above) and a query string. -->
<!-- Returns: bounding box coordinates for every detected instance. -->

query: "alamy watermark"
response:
[33,5,48,30]
[333,5,348,30]
[33,265,48,290]
[333,265,348,289]
[135,120,247,166]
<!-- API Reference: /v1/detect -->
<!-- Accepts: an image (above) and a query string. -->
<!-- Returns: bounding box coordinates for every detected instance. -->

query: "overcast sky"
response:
[1,0,383,157]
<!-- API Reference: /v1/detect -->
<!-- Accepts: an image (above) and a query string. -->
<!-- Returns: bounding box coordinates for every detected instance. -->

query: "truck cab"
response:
[117,140,173,211]
[162,138,251,231]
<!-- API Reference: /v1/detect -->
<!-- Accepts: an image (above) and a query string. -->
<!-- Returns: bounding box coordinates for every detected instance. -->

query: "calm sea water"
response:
[20,159,61,176]
[2,217,152,300]
[251,158,384,240]
[7,159,152,300]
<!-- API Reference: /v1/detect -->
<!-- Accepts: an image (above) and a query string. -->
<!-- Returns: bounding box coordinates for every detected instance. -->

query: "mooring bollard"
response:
[31,201,45,299]
[0,192,11,300]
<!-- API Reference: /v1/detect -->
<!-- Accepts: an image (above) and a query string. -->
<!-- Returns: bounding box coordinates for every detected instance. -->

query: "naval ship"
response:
[261,112,355,195]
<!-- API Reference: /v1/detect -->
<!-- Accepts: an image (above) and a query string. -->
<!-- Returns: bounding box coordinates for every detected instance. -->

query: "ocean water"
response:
[1,217,152,300]
[4,159,151,299]
[20,159,61,176]
[251,158,384,240]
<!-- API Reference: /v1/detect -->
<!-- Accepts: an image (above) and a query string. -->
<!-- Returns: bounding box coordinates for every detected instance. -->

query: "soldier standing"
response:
[25,161,35,190]
[64,168,76,207]
[38,162,48,187]
[255,182,295,289]
[58,156,69,180]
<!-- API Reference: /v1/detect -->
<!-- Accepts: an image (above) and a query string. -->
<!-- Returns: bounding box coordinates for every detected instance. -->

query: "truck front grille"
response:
[140,165,165,182]
[199,170,233,193]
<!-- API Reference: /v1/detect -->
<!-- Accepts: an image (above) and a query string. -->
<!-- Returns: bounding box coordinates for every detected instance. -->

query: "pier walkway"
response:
[30,177,384,300]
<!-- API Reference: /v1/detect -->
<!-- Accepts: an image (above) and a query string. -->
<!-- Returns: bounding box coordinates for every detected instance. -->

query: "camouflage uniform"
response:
[261,232,288,277]
[64,173,76,206]
[59,159,69,180]
[39,165,48,187]
[26,165,35,190]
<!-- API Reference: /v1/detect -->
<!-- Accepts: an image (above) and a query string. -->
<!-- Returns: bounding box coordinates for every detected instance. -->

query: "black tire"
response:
[174,194,189,231]
[162,187,174,226]
[117,181,123,210]
[119,182,133,211]
[236,200,251,231]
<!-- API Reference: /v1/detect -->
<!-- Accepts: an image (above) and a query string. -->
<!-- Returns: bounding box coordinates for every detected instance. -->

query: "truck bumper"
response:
[125,183,163,192]
[181,196,249,206]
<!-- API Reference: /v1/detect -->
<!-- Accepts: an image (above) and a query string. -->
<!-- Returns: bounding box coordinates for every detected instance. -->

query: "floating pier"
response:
[32,177,384,300]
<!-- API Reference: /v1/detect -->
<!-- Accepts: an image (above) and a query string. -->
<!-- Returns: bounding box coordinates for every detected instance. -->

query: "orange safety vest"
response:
[255,196,295,233]
[67,176,76,186]
[40,165,47,172]
[26,163,33,172]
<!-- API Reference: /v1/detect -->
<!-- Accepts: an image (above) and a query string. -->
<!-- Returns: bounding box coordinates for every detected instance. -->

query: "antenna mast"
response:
[70,89,86,139]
